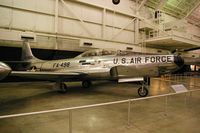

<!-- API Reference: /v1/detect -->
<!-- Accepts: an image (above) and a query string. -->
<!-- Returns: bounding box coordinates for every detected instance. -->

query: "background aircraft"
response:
[0,41,191,97]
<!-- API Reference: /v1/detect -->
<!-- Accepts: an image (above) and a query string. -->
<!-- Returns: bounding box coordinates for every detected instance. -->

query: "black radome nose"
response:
[174,55,184,67]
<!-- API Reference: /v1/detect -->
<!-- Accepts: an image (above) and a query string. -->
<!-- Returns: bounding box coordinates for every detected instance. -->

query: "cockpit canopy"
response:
[76,49,116,58]
[76,49,136,58]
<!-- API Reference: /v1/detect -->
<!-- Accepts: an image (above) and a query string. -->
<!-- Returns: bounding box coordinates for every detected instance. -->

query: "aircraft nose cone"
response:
[174,55,184,67]
[0,62,11,80]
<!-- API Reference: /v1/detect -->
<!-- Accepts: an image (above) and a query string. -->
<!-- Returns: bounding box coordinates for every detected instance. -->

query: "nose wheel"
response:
[138,86,148,97]
[137,78,149,97]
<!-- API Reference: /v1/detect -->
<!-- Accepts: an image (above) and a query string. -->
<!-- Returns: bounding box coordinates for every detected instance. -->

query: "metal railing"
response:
[0,76,200,133]
[162,73,200,81]
[147,28,200,42]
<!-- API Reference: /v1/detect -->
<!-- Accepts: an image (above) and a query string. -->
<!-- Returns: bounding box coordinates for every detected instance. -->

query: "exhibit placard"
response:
[171,84,188,93]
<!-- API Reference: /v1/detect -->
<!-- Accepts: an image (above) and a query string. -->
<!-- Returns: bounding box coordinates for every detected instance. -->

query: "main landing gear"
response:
[82,80,92,89]
[55,80,92,93]
[55,81,68,93]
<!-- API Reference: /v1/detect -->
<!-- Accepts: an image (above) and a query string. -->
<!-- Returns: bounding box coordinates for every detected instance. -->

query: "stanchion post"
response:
[69,110,72,133]
[184,93,187,106]
[165,96,168,116]
[127,99,131,127]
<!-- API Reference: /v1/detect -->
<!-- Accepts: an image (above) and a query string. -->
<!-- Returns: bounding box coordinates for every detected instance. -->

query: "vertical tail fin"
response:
[21,41,39,62]
[20,41,43,71]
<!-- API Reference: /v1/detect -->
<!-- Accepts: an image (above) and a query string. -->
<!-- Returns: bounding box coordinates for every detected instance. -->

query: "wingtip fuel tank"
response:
[0,62,11,80]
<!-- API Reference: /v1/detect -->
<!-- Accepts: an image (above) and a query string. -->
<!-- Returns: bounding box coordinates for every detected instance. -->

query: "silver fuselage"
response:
[30,54,179,81]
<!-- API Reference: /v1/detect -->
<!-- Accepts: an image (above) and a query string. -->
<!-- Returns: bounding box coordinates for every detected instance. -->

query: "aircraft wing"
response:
[111,64,160,78]
[10,71,87,81]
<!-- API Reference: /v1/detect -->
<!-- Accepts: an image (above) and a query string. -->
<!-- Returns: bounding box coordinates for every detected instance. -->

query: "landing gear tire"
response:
[82,80,92,89]
[60,83,68,93]
[138,86,148,97]
[56,82,68,93]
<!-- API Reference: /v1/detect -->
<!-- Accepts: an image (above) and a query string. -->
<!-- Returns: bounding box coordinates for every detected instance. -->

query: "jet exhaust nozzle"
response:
[0,62,11,80]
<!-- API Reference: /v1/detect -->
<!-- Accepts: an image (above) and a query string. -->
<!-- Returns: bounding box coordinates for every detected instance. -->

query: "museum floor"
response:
[0,76,200,133]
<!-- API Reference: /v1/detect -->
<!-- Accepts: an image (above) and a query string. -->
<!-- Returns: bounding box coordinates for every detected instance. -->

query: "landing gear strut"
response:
[55,81,68,93]
[137,77,150,97]
[82,80,92,89]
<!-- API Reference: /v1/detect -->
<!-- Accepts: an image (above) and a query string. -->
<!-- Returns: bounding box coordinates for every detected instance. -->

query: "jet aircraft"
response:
[0,42,188,97]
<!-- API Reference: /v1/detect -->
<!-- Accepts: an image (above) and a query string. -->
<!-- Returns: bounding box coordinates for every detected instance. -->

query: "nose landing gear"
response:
[138,86,149,97]
[137,77,150,97]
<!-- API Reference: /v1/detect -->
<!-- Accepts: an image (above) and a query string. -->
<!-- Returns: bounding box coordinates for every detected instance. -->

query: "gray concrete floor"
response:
[0,77,200,133]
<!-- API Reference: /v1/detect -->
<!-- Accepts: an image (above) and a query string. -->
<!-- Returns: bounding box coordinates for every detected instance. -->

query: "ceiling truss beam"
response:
[155,0,168,10]
[184,1,200,19]
[137,0,148,11]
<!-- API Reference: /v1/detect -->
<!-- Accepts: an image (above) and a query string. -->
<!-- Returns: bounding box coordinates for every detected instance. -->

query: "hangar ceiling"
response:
[0,0,200,54]
[133,0,200,50]
[134,0,200,27]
